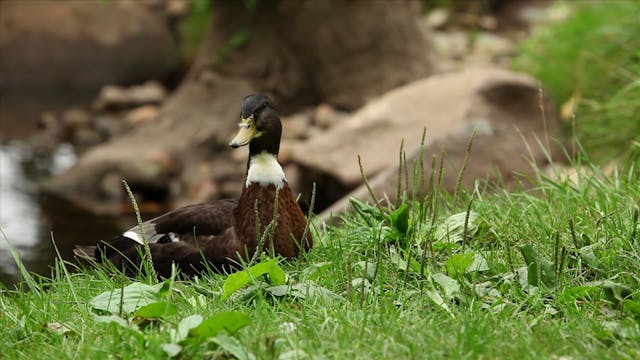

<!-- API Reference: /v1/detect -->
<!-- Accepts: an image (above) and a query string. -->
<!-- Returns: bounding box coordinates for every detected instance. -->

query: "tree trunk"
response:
[42,0,434,215]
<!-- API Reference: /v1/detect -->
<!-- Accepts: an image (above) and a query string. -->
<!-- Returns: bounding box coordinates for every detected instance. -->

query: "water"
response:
[0,144,71,284]
[0,94,127,287]
[0,142,134,287]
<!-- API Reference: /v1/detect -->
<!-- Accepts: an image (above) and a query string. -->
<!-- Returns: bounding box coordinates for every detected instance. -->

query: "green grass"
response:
[513,0,640,162]
[4,2,640,354]
[2,161,640,359]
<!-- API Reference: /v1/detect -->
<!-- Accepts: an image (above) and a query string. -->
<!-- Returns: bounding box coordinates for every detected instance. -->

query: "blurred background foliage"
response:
[514,1,640,163]
[177,0,212,61]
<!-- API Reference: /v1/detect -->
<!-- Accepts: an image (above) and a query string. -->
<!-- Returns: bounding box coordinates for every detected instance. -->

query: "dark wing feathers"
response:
[110,228,247,278]
[151,199,238,239]
[89,198,239,268]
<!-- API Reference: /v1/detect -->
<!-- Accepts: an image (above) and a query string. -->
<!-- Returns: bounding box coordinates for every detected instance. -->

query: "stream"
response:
[0,95,123,287]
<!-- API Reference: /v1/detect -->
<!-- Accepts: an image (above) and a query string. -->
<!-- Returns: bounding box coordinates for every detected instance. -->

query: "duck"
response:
[74,94,312,278]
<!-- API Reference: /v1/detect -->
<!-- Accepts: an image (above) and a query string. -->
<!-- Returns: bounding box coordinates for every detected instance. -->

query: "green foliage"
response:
[221,257,286,300]
[178,0,212,60]
[513,1,640,161]
[189,311,250,338]
[213,29,251,66]
[3,152,640,357]
[90,281,167,314]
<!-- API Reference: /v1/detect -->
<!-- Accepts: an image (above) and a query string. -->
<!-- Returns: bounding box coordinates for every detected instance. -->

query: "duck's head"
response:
[229,94,281,156]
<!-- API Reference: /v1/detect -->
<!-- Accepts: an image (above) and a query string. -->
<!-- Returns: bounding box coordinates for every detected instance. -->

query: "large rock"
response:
[289,67,563,215]
[0,0,177,92]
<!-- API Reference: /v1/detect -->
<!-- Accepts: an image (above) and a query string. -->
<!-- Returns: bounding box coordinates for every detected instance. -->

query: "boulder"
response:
[289,67,563,216]
[0,1,177,93]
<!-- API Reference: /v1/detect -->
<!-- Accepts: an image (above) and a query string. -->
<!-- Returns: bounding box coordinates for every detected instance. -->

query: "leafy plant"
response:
[514,1,640,162]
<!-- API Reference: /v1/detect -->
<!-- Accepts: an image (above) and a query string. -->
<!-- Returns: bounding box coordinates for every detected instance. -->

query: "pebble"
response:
[93,81,167,110]
[281,112,311,140]
[314,104,348,129]
[94,115,126,139]
[62,107,91,129]
[73,128,102,151]
[126,105,159,125]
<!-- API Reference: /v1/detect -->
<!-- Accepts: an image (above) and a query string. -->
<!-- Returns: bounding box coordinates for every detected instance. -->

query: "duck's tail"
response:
[73,245,97,261]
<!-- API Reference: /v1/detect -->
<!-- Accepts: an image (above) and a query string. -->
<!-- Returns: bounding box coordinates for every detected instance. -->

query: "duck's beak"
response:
[229,115,257,148]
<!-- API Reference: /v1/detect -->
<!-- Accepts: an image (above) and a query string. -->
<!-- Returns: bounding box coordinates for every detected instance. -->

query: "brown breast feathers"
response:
[234,181,312,259]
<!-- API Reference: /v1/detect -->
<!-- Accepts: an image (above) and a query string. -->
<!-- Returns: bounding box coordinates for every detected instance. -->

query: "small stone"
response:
[39,112,59,130]
[94,115,126,139]
[74,128,102,150]
[314,104,348,129]
[431,31,468,60]
[472,32,514,58]
[62,107,91,129]
[100,172,125,201]
[126,105,159,125]
[423,8,449,29]
[146,149,176,173]
[93,81,167,110]
[199,70,220,87]
[478,15,497,31]
[93,85,128,110]
[166,0,189,17]
[128,81,167,104]
[281,113,311,140]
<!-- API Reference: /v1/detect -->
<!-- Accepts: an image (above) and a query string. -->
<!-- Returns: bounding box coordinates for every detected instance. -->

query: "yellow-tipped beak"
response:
[229,115,257,148]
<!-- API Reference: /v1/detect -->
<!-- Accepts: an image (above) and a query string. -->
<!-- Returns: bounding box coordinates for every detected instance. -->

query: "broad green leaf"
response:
[93,315,142,339]
[431,273,460,300]
[518,244,555,287]
[279,349,308,360]
[268,263,287,286]
[601,320,640,339]
[301,261,332,281]
[9,316,26,338]
[354,261,376,280]
[222,258,282,300]
[389,247,424,275]
[390,204,409,234]
[266,282,345,301]
[474,281,502,301]
[424,287,454,318]
[160,343,182,357]
[350,278,374,296]
[623,300,640,315]
[171,314,203,343]
[435,211,479,244]
[514,266,539,294]
[90,282,165,314]
[469,253,490,273]
[445,253,474,277]
[578,244,600,269]
[559,285,601,302]
[211,333,256,360]
[265,285,289,297]
[349,198,384,225]
[190,311,250,338]
[134,301,178,318]
[93,315,129,328]
[602,281,633,304]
